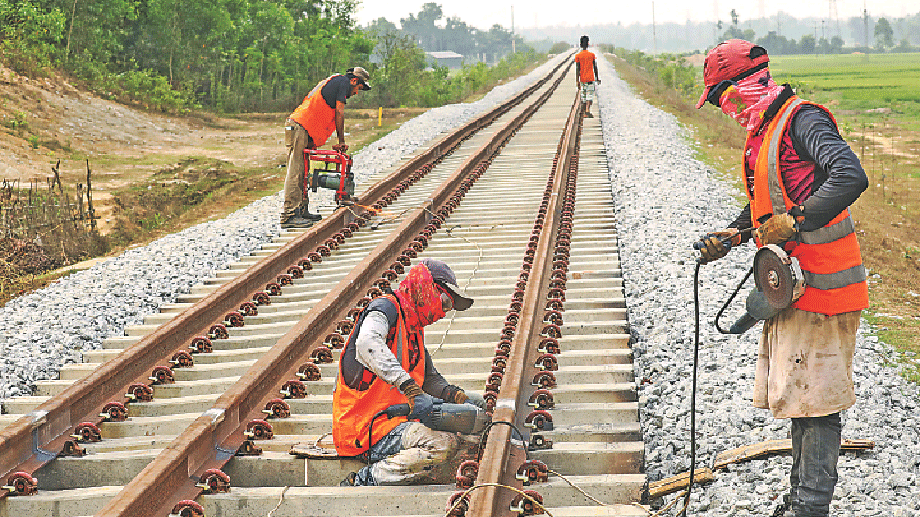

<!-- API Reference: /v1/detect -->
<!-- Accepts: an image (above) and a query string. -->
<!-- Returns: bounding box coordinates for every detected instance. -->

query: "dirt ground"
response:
[0,64,420,234]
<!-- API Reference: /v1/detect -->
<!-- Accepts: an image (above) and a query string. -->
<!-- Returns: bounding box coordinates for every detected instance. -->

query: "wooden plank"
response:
[713,438,874,470]
[647,468,714,499]
[648,439,873,500]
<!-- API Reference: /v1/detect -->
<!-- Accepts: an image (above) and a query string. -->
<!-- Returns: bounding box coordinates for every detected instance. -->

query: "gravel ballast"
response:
[595,54,919,515]
[1,53,916,516]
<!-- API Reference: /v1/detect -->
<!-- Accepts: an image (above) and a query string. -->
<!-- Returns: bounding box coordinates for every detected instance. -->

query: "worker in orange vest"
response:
[574,35,600,117]
[333,259,484,486]
[282,67,371,228]
[695,40,868,517]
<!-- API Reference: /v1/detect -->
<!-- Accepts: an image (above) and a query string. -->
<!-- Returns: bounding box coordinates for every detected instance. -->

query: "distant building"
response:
[425,51,464,69]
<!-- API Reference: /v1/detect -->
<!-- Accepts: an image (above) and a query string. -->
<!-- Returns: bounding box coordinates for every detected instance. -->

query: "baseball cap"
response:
[420,258,473,311]
[696,39,769,109]
[349,66,372,90]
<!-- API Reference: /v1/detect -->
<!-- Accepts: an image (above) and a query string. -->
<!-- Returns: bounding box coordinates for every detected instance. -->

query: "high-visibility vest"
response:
[745,96,868,316]
[289,76,338,147]
[332,295,426,456]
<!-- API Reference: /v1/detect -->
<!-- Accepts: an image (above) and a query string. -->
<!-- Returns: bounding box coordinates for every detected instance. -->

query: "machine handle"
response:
[692,235,733,252]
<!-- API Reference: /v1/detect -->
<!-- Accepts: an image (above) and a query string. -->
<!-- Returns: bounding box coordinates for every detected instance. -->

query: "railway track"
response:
[0,54,646,517]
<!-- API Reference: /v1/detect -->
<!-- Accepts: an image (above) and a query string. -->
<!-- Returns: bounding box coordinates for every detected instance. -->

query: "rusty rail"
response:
[467,87,583,517]
[0,57,570,494]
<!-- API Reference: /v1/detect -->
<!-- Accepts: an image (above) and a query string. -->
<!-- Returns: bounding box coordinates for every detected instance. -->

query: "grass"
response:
[606,51,920,383]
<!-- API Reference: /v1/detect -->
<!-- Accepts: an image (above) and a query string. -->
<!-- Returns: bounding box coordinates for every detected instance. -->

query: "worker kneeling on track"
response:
[333,258,485,486]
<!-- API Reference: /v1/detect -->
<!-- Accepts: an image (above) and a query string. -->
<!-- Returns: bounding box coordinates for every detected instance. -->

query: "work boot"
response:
[772,494,794,517]
[339,472,357,487]
[299,205,322,222]
[280,215,314,229]
[584,111,594,118]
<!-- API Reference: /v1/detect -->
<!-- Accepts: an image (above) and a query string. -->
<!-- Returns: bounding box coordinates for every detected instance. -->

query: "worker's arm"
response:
[575,62,581,84]
[421,351,450,398]
[354,311,412,387]
[728,205,753,244]
[335,101,346,146]
[789,106,868,231]
[593,59,599,82]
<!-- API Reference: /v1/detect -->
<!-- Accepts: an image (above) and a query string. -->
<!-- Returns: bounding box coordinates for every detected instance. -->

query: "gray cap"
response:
[420,258,473,311]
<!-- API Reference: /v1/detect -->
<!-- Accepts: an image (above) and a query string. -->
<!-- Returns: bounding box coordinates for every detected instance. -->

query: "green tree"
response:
[0,0,66,74]
[874,17,894,49]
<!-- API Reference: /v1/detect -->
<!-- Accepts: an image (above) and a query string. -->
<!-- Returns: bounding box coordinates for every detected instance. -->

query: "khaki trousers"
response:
[282,120,313,221]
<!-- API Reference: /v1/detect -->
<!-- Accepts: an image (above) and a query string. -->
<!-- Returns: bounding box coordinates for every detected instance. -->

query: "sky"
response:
[354,0,917,31]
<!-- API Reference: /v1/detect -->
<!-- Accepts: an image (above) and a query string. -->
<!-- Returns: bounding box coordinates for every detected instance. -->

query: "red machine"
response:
[303,149,355,205]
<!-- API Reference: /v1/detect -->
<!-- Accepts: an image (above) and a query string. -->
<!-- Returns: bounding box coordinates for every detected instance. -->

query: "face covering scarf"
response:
[718,68,785,133]
[395,264,445,334]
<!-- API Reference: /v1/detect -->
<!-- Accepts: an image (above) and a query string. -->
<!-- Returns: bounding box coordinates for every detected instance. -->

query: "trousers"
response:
[789,412,842,516]
[353,422,459,486]
[282,120,314,221]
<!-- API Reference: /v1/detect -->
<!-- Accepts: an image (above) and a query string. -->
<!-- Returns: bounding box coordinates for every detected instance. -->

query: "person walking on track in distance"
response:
[333,258,486,486]
[574,35,600,117]
[695,39,868,517]
[281,67,371,228]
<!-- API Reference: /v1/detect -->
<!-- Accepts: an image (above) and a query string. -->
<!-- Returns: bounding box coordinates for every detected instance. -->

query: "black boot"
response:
[300,204,321,221]
[772,493,794,517]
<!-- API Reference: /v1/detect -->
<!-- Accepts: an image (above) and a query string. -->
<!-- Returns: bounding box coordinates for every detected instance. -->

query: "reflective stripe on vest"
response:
[803,264,867,291]
[749,96,868,315]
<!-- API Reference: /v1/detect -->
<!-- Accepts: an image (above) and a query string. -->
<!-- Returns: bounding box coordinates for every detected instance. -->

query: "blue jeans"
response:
[790,412,842,516]
[354,422,411,486]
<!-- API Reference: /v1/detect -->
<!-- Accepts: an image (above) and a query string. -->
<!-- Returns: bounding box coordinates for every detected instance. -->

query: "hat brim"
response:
[441,282,473,311]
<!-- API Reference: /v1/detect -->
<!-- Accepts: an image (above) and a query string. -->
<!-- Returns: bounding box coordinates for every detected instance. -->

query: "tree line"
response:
[0,0,539,113]
[718,8,915,55]
[524,10,920,55]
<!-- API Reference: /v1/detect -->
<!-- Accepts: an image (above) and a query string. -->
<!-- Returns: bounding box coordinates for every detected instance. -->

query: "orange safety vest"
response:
[574,50,596,82]
[745,96,868,316]
[332,295,427,456]
[289,75,338,147]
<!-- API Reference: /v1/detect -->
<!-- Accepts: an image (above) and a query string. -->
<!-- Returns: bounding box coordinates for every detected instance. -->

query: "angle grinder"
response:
[375,400,491,435]
[695,233,806,334]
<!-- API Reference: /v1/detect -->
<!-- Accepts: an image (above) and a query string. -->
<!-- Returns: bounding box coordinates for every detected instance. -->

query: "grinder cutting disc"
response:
[753,244,806,309]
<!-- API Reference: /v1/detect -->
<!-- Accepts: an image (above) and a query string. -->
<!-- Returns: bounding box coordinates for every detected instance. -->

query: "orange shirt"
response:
[575,49,596,82]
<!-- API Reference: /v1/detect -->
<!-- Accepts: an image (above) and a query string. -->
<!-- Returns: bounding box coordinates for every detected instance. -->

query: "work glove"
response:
[442,385,486,410]
[441,384,469,405]
[332,143,349,153]
[696,229,741,265]
[755,213,796,245]
[400,380,434,422]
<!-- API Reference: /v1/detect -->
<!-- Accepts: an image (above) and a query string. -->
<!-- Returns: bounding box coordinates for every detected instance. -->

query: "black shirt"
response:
[730,89,868,236]
[320,75,352,110]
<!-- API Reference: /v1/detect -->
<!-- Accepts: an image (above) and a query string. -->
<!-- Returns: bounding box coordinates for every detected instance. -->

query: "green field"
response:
[768,53,920,119]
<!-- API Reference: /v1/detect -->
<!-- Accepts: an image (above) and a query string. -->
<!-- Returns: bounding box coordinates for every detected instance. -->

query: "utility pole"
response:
[863,1,869,51]
[511,5,516,54]
[829,0,840,38]
[652,1,657,55]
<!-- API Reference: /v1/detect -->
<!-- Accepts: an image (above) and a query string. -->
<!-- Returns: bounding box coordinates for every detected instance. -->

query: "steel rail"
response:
[0,57,570,492]
[96,61,574,517]
[467,89,583,517]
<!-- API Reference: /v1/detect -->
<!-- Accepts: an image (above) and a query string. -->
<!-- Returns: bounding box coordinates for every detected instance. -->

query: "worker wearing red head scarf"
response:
[695,40,868,517]
[333,259,480,486]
